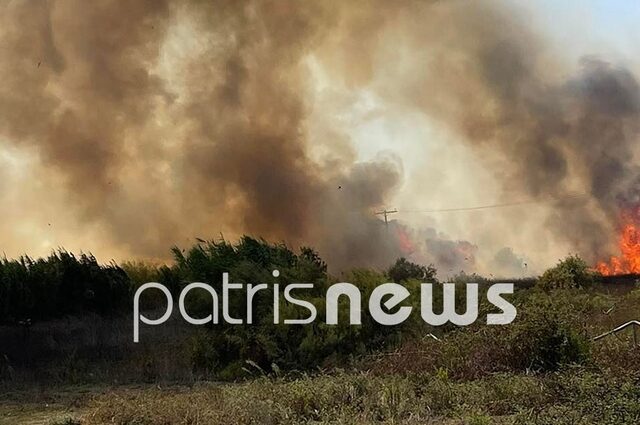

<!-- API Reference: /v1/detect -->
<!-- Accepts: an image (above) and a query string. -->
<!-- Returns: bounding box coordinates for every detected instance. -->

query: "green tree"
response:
[537,255,598,290]
[387,257,437,283]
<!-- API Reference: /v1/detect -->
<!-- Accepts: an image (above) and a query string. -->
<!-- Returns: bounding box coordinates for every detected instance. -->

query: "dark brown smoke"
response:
[365,2,640,264]
[0,1,406,270]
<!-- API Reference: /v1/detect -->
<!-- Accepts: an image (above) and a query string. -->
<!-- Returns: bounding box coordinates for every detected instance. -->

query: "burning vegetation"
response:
[596,208,640,275]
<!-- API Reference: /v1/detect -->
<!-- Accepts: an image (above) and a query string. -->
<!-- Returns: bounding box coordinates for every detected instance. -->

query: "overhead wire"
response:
[394,192,589,214]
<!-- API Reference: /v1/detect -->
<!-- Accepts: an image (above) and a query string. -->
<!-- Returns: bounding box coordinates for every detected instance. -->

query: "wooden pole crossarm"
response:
[374,209,398,225]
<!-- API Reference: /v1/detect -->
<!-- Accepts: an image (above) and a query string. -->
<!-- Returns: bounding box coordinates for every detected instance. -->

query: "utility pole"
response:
[375,209,398,226]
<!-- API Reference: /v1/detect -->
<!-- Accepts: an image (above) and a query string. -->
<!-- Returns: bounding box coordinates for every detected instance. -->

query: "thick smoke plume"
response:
[375,2,640,264]
[0,1,638,273]
[0,1,407,271]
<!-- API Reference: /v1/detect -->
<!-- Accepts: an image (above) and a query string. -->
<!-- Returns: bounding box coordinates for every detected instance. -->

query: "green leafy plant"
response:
[537,255,598,290]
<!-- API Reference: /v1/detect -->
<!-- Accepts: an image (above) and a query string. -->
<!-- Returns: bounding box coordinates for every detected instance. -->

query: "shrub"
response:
[387,257,437,283]
[367,289,592,378]
[171,238,431,379]
[537,255,597,290]
[0,251,131,322]
[508,301,590,372]
[188,331,220,376]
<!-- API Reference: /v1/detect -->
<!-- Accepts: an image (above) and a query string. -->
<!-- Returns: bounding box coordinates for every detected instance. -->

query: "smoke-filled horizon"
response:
[1,1,639,276]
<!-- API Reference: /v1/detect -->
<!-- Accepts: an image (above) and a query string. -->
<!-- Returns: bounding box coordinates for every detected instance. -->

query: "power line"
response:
[393,192,589,214]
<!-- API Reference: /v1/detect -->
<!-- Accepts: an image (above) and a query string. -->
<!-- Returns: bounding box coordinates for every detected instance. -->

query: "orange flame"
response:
[395,226,415,255]
[596,211,640,275]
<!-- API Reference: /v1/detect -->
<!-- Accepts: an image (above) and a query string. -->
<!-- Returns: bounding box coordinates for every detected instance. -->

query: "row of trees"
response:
[0,238,600,379]
[0,251,130,321]
[0,237,441,377]
[0,237,439,324]
[141,237,438,375]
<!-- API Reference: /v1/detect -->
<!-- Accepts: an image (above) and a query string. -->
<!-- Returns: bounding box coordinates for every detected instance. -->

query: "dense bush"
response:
[0,251,131,322]
[387,257,437,283]
[508,302,590,372]
[0,238,436,380]
[368,289,593,379]
[171,237,428,378]
[537,255,598,290]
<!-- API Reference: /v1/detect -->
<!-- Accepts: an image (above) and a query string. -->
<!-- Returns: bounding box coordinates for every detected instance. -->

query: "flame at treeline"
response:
[395,226,415,256]
[596,208,640,276]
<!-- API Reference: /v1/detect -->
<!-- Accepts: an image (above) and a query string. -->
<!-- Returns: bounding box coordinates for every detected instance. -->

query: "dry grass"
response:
[2,365,640,424]
[13,368,627,425]
[80,375,540,425]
